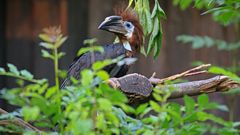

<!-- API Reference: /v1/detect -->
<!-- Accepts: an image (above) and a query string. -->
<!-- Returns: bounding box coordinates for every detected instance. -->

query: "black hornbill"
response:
[61,9,143,88]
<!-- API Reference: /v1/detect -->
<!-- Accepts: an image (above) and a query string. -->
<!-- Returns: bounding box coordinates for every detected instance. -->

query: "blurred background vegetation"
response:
[0,0,239,122]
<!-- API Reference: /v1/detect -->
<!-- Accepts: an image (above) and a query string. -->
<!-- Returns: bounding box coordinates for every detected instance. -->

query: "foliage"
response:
[0,26,239,134]
[136,87,239,135]
[177,35,240,51]
[0,1,240,134]
[173,0,240,25]
[175,0,240,122]
[129,0,166,59]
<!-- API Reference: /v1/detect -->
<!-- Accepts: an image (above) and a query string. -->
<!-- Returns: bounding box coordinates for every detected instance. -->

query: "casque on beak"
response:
[98,16,128,35]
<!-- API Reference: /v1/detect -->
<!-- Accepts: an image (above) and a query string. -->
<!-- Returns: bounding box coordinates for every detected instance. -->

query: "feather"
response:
[61,43,129,88]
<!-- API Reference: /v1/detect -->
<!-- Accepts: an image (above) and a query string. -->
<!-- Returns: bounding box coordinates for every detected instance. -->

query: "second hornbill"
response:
[61,9,143,88]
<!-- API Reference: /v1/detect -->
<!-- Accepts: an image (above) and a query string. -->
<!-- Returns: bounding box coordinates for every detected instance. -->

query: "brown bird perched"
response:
[61,9,143,88]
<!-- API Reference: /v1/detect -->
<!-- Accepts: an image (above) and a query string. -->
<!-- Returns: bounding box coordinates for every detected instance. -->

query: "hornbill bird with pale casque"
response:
[61,9,143,88]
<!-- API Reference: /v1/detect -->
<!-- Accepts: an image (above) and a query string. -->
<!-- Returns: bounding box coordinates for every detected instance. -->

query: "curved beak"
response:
[98,16,128,35]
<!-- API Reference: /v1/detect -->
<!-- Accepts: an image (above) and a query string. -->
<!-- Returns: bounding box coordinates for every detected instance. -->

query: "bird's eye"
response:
[125,22,132,28]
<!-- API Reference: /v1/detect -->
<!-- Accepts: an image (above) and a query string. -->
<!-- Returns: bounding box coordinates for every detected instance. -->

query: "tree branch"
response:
[0,108,42,134]
[107,64,240,104]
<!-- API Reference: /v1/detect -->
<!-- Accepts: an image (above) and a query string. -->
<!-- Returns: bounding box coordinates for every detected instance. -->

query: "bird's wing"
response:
[61,43,127,88]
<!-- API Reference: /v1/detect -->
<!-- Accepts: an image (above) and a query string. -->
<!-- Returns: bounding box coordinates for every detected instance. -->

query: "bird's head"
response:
[98,9,143,53]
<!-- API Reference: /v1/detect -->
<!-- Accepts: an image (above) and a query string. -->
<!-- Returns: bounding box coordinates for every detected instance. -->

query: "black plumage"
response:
[61,43,130,88]
[61,9,144,88]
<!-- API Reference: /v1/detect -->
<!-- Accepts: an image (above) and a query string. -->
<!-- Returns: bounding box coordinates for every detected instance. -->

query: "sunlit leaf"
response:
[39,42,54,49]
[77,46,104,57]
[41,49,54,59]
[55,36,67,48]
[184,95,195,113]
[96,70,109,80]
[136,103,149,115]
[22,106,40,121]
[197,94,208,109]
[98,98,112,111]
[83,38,97,45]
[39,34,52,43]
[208,66,240,82]
[7,63,19,75]
[150,100,161,112]
[20,70,33,79]
[81,69,94,86]
[92,60,112,71]
[45,86,57,99]
[58,52,66,59]
[0,67,5,73]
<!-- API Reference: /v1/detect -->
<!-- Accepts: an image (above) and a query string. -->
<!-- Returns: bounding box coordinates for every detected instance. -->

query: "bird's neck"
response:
[123,41,132,51]
[119,37,138,55]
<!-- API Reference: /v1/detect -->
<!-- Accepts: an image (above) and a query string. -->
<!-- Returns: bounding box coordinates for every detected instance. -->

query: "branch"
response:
[0,108,42,134]
[107,64,240,104]
[149,64,211,84]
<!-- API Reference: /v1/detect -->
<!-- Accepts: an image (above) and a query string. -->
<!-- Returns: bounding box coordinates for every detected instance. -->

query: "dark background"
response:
[0,0,238,121]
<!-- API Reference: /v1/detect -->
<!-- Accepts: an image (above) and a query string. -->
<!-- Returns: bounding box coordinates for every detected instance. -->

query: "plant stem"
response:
[0,73,41,84]
[54,48,59,89]
[53,47,63,132]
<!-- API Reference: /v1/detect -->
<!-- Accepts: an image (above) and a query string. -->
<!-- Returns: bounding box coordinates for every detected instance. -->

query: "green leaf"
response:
[150,100,161,112]
[39,34,52,43]
[96,70,109,80]
[81,69,94,86]
[39,42,54,49]
[0,67,5,73]
[216,105,229,112]
[208,66,240,82]
[22,106,40,121]
[83,38,97,45]
[145,9,153,34]
[127,0,134,8]
[153,30,162,59]
[180,0,192,10]
[197,94,208,109]
[152,93,162,102]
[77,46,104,56]
[147,17,159,55]
[184,95,195,113]
[20,70,33,79]
[151,0,158,18]
[55,36,67,48]
[73,119,93,134]
[58,52,66,59]
[92,60,112,71]
[45,86,57,98]
[41,49,54,59]
[98,98,112,111]
[7,63,19,75]
[140,46,147,57]
[136,103,149,115]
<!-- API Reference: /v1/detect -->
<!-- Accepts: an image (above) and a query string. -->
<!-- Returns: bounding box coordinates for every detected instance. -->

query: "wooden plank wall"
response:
[0,0,239,120]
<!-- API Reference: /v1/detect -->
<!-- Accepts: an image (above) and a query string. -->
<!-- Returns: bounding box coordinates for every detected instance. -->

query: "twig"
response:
[168,75,239,99]
[0,108,42,134]
[149,64,211,84]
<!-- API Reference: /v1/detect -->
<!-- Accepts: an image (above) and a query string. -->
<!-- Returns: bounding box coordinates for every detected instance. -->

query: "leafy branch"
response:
[39,26,67,132]
[177,35,240,51]
[129,0,166,59]
[0,64,46,84]
[173,0,240,25]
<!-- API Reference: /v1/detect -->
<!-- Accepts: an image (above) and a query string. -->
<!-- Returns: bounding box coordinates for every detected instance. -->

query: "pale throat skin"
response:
[122,22,135,52]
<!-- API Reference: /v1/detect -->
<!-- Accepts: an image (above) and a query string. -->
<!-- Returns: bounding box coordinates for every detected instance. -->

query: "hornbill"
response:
[61,9,143,88]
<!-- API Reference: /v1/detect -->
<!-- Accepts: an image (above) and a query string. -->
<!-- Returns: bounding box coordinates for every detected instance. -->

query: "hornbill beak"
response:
[98,16,128,35]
